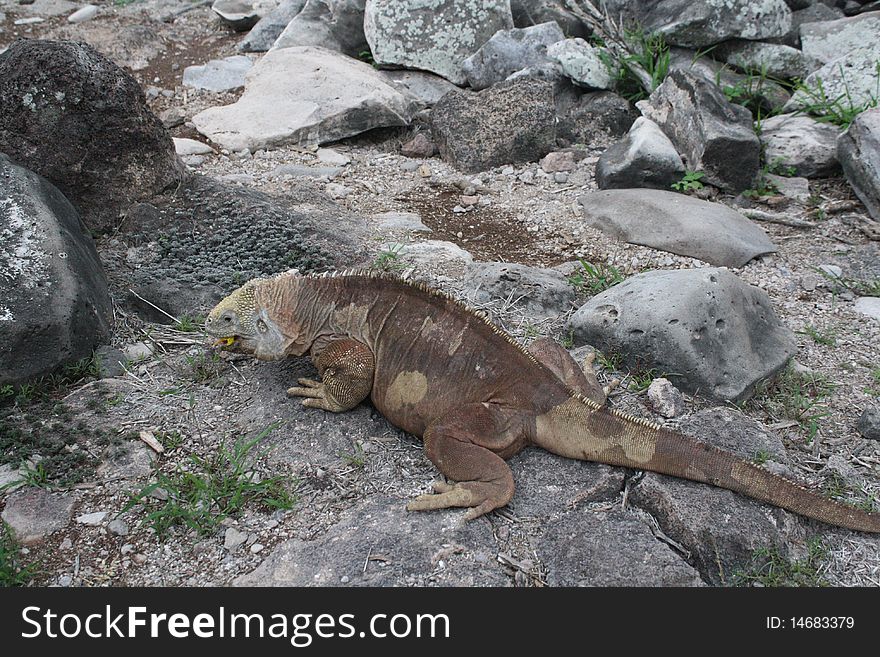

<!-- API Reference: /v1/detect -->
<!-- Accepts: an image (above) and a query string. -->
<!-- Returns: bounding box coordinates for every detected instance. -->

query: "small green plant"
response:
[19,462,50,489]
[175,315,203,333]
[732,538,828,587]
[596,350,624,372]
[560,330,575,349]
[605,28,671,102]
[797,324,837,347]
[792,62,880,128]
[865,366,880,397]
[628,368,660,393]
[744,157,798,198]
[157,430,185,451]
[0,385,14,403]
[671,170,706,193]
[123,425,296,538]
[0,522,36,587]
[718,64,788,118]
[753,450,770,466]
[357,50,377,67]
[567,259,624,296]
[186,351,225,384]
[342,442,366,469]
[371,243,407,273]
[749,365,835,441]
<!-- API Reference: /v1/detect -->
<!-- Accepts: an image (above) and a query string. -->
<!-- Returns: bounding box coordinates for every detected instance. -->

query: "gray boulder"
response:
[271,0,368,57]
[577,189,776,268]
[211,0,262,31]
[785,46,880,118]
[1,154,111,387]
[192,46,420,151]
[760,112,841,178]
[838,107,880,221]
[713,40,817,79]
[363,0,513,85]
[238,0,307,52]
[182,55,253,92]
[378,70,458,106]
[463,262,577,320]
[596,117,685,190]
[510,0,591,39]
[641,0,792,48]
[773,2,845,47]
[638,69,761,192]
[556,91,638,145]
[431,78,557,173]
[629,408,806,585]
[233,495,506,586]
[567,268,797,401]
[0,40,186,231]
[540,508,705,586]
[462,21,564,91]
[800,11,880,63]
[546,38,614,90]
[1,488,76,546]
[858,406,880,441]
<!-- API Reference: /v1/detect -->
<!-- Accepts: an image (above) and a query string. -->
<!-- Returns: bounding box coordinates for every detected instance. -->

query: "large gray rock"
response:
[800,11,880,63]
[463,262,577,320]
[759,112,840,178]
[642,0,792,48]
[510,0,590,39]
[629,408,806,585]
[1,488,76,546]
[596,117,685,190]
[773,2,845,47]
[539,508,705,586]
[378,70,458,106]
[239,0,307,52]
[431,78,557,173]
[192,46,419,151]
[271,0,367,57]
[713,40,817,79]
[546,38,614,90]
[0,40,186,231]
[577,189,777,268]
[785,46,880,118]
[183,55,253,92]
[638,69,761,192]
[556,91,638,145]
[363,0,513,85]
[567,268,797,401]
[461,21,564,91]
[1,154,111,387]
[211,0,264,31]
[838,107,880,221]
[233,495,507,586]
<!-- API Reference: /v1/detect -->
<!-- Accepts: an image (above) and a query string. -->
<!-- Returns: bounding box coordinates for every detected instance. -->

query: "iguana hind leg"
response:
[407,404,526,520]
[287,338,374,412]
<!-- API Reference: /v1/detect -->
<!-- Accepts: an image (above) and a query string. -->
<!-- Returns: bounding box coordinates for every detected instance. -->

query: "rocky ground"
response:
[1,0,880,587]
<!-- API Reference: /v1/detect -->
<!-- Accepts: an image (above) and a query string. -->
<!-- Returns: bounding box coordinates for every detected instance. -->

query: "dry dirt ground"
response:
[1,1,879,587]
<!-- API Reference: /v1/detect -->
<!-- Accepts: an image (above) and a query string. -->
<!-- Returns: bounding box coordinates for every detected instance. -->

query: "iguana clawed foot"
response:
[407,480,503,521]
[287,378,345,412]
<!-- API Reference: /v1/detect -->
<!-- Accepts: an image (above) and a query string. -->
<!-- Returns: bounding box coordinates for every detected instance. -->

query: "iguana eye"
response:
[257,319,268,333]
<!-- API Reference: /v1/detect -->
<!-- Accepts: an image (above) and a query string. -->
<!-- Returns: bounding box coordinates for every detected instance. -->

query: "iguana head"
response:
[205,278,291,360]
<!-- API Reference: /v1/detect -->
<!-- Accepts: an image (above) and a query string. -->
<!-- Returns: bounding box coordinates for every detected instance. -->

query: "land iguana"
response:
[205,270,880,532]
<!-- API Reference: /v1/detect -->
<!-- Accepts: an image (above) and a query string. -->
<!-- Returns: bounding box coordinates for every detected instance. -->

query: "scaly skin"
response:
[205,271,880,531]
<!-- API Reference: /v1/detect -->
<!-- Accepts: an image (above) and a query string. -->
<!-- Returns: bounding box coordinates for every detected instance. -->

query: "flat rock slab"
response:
[463,262,576,320]
[838,107,880,222]
[182,55,252,92]
[577,189,776,268]
[567,268,797,402]
[192,46,419,151]
[1,488,76,545]
[377,70,457,106]
[462,21,563,91]
[364,0,513,85]
[539,508,705,586]
[233,495,507,586]
[800,11,880,64]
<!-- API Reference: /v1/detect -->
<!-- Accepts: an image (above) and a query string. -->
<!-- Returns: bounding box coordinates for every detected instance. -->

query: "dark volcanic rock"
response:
[431,79,557,173]
[556,91,638,145]
[638,69,760,192]
[595,117,685,190]
[1,154,111,387]
[0,40,186,231]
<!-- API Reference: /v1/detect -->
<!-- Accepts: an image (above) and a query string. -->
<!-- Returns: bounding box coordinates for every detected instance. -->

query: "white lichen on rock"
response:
[0,196,49,288]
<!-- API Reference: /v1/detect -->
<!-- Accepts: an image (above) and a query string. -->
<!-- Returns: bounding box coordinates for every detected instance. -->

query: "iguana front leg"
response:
[287,338,374,412]
[407,404,527,520]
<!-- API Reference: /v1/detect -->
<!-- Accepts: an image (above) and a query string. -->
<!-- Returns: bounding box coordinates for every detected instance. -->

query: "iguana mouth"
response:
[213,336,238,348]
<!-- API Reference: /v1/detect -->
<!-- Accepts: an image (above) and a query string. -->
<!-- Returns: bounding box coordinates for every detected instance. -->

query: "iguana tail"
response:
[534,397,880,533]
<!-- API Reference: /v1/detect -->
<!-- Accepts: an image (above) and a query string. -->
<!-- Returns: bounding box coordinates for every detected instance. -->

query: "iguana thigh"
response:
[287,338,374,412]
